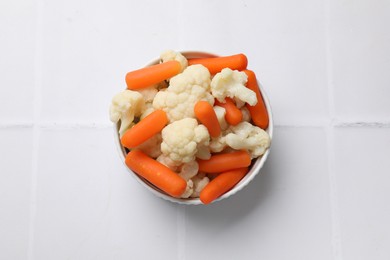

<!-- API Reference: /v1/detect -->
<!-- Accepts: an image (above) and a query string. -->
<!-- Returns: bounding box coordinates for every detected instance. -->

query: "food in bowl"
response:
[110,50,271,204]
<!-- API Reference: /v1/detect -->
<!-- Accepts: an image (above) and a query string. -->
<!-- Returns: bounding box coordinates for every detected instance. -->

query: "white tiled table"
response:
[1,0,389,259]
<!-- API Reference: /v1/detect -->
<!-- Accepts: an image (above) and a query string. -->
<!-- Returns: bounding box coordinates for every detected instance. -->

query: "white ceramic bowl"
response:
[113,51,273,205]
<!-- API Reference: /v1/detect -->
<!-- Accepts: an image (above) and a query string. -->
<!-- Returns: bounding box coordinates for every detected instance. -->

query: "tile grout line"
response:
[332,120,390,128]
[0,123,34,129]
[176,205,186,260]
[325,0,343,259]
[28,0,43,259]
[326,127,343,260]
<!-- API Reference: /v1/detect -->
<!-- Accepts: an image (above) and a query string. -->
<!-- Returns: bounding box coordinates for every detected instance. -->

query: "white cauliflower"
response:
[153,65,214,123]
[241,106,251,122]
[160,50,188,72]
[179,161,199,199]
[137,86,158,119]
[109,90,145,136]
[190,174,210,198]
[156,154,181,172]
[196,144,211,160]
[137,86,158,102]
[181,179,194,198]
[179,161,199,180]
[140,103,155,119]
[213,105,229,131]
[234,98,246,109]
[225,122,271,158]
[161,118,210,164]
[135,133,162,158]
[211,68,257,106]
[209,128,231,153]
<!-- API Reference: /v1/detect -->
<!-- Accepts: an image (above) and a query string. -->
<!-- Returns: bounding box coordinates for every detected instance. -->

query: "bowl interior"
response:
[114,51,273,205]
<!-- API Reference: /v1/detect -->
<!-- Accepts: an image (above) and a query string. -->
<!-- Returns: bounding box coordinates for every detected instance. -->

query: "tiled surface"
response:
[32,128,178,259]
[0,0,35,122]
[185,127,333,260]
[333,128,390,260]
[0,128,33,259]
[329,0,390,121]
[39,0,180,124]
[1,0,390,259]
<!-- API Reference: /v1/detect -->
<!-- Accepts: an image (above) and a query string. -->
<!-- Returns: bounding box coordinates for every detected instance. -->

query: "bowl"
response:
[113,51,273,205]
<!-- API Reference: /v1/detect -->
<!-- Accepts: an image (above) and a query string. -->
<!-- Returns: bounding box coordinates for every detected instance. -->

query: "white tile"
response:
[178,0,329,125]
[40,0,179,124]
[185,127,333,260]
[0,0,35,121]
[33,127,178,259]
[0,128,33,259]
[334,127,390,260]
[330,0,390,121]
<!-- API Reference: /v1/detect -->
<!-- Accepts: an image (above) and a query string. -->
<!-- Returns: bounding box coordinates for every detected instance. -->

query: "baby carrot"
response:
[215,98,243,126]
[121,109,168,148]
[243,70,269,129]
[125,150,187,198]
[188,54,248,75]
[198,150,251,173]
[125,60,181,90]
[194,101,221,138]
[200,167,248,204]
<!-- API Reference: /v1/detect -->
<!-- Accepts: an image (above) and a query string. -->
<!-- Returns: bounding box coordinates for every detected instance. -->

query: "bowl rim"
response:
[113,50,273,205]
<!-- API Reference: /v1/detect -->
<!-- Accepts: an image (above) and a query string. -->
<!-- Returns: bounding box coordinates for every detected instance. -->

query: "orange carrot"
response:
[125,150,187,198]
[121,110,168,148]
[198,150,251,173]
[125,60,181,90]
[200,167,248,204]
[194,101,221,138]
[215,98,243,126]
[188,54,248,75]
[243,70,269,129]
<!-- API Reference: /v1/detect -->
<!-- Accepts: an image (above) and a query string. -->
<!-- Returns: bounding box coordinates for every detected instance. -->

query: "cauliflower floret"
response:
[234,97,246,109]
[241,106,251,122]
[190,174,210,198]
[140,103,155,119]
[225,122,271,158]
[211,68,257,106]
[156,154,181,172]
[160,50,188,72]
[181,179,194,198]
[137,86,158,119]
[213,105,229,131]
[109,90,145,136]
[137,86,158,102]
[135,133,162,158]
[196,144,211,160]
[153,65,214,123]
[209,128,231,153]
[209,136,226,153]
[179,161,199,180]
[161,118,210,164]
